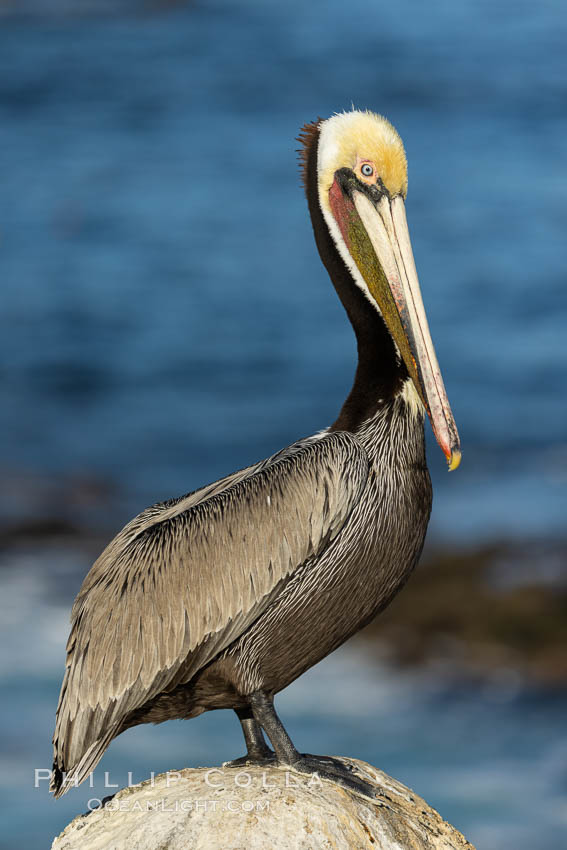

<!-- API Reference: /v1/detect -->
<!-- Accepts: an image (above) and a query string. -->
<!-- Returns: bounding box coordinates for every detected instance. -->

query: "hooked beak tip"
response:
[447,448,461,472]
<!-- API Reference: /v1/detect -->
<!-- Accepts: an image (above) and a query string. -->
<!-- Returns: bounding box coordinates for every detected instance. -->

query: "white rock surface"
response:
[52,758,475,850]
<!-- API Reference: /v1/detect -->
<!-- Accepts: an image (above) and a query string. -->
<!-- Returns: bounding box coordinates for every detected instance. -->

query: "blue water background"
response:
[1,1,566,847]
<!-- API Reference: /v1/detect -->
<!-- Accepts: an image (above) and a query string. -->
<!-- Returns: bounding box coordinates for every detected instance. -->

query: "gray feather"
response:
[51,432,368,791]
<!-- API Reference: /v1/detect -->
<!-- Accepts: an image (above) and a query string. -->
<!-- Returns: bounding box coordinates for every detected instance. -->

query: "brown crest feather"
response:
[296,119,321,190]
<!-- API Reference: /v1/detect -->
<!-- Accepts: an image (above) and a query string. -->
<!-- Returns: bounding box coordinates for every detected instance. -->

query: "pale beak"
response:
[328,167,461,469]
[353,190,461,469]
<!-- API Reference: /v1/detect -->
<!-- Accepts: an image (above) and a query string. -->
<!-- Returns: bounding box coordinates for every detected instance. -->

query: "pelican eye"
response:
[361,163,374,177]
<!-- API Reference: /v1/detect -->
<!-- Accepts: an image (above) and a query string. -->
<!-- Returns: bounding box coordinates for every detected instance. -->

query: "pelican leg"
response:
[223,707,274,767]
[248,691,299,763]
[248,690,379,801]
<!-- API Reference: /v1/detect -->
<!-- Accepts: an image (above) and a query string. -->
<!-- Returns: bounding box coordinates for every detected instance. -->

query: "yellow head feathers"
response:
[317,110,408,207]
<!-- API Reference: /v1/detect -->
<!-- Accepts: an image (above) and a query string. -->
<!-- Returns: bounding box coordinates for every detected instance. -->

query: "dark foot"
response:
[223,748,275,769]
[246,692,377,800]
[300,753,355,773]
[284,754,378,801]
[229,705,274,767]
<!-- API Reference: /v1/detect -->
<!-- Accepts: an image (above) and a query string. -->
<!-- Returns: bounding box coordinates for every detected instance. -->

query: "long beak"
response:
[330,175,461,469]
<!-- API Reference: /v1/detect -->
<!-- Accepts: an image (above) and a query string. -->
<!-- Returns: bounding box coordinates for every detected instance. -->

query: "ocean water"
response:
[1,0,566,542]
[1,1,566,847]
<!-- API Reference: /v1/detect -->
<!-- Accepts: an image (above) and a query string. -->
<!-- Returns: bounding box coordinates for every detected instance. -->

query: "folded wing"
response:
[51,432,368,795]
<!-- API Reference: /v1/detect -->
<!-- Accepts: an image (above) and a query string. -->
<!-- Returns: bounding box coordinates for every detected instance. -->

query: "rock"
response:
[51,758,475,850]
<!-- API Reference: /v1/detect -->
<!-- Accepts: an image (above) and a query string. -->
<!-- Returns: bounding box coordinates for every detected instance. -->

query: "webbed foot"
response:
[286,754,378,801]
[223,747,275,768]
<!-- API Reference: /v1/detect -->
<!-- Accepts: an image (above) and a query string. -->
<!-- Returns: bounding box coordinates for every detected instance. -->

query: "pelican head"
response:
[314,109,460,470]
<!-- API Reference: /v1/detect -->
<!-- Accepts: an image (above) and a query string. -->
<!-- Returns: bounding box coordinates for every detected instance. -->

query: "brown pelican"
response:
[51,109,460,799]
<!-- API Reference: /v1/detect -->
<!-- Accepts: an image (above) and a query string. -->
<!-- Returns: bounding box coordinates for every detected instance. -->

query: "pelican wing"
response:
[52,432,368,792]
